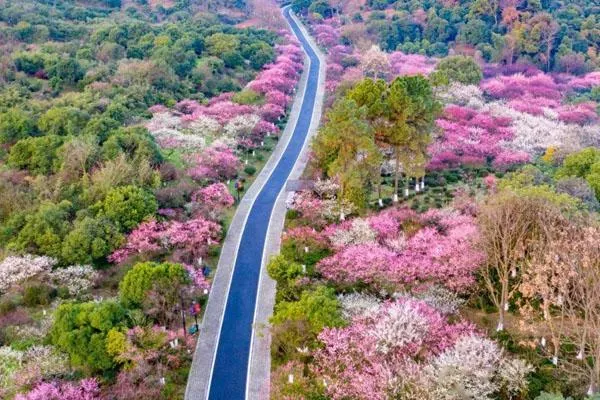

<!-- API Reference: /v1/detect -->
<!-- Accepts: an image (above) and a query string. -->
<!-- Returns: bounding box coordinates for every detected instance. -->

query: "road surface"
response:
[185,6,324,400]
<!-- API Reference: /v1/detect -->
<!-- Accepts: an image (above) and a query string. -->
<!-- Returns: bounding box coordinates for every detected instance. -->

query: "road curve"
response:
[185,7,324,400]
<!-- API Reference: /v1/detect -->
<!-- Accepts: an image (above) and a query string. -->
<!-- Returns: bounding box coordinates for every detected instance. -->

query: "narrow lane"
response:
[206,7,321,400]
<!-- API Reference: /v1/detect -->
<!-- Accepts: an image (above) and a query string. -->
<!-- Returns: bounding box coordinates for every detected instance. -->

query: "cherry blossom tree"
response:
[15,378,100,400]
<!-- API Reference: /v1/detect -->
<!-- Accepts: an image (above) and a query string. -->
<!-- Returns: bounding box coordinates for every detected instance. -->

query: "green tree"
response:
[556,147,600,199]
[267,255,304,302]
[270,286,344,334]
[37,106,89,136]
[61,217,124,265]
[386,75,441,199]
[312,98,381,209]
[9,201,73,259]
[96,185,157,231]
[119,261,189,308]
[7,135,64,174]
[51,300,126,373]
[0,108,36,144]
[433,55,483,85]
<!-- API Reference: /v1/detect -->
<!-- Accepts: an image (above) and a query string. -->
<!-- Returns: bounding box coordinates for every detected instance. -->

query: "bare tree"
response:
[478,192,563,331]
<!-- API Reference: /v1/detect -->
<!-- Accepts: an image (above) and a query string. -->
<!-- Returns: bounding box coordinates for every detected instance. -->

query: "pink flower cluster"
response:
[15,378,100,400]
[317,209,485,292]
[481,73,564,101]
[313,298,476,400]
[109,217,222,264]
[388,51,438,77]
[428,105,529,170]
[312,19,341,48]
[187,145,241,182]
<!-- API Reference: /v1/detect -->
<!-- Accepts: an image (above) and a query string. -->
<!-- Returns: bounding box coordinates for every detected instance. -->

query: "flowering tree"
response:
[424,335,532,399]
[187,145,241,182]
[313,297,476,400]
[428,104,530,170]
[0,255,57,293]
[109,217,222,264]
[317,210,483,292]
[50,265,99,297]
[15,379,101,400]
[191,183,234,220]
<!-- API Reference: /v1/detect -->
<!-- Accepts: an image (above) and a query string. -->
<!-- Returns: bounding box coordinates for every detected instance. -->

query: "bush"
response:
[22,283,55,306]
[244,165,257,175]
[61,217,124,265]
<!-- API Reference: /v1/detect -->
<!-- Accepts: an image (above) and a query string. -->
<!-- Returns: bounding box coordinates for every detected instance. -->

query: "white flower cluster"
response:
[0,346,23,388]
[484,102,600,156]
[370,301,430,354]
[51,265,99,296]
[424,335,533,399]
[337,292,382,320]
[0,255,56,292]
[330,218,377,248]
[414,285,465,315]
[23,345,69,377]
[437,83,485,109]
[223,114,260,138]
[313,179,339,199]
[186,115,221,137]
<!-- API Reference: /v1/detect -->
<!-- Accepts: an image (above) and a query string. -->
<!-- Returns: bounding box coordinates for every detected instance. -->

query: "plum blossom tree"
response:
[14,378,101,400]
[187,145,241,182]
[109,217,222,264]
[313,297,476,400]
[424,335,532,399]
[0,255,57,293]
[191,183,234,220]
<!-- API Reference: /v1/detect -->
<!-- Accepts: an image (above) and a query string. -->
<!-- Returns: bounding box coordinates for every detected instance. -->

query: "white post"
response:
[304,246,309,253]
[378,198,383,207]
[288,374,294,384]
[540,337,546,347]
[415,178,420,192]
[302,264,306,274]
[393,193,398,203]
[496,321,504,331]
[340,212,345,221]
[421,177,425,190]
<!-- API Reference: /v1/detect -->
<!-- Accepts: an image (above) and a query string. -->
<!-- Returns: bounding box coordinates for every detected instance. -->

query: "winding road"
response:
[185,6,324,400]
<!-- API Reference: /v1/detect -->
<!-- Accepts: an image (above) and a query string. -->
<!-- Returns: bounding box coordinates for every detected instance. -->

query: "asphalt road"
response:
[206,6,321,400]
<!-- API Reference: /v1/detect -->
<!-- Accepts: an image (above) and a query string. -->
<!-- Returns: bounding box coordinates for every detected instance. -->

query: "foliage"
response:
[97,185,158,231]
[433,56,483,85]
[51,301,126,373]
[119,261,189,309]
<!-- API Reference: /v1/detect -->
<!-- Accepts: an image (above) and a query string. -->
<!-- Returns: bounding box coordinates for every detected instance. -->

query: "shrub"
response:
[22,283,55,307]
[244,165,257,175]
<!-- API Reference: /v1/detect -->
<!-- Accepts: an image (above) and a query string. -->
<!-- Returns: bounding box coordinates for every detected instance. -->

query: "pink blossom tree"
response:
[187,145,241,182]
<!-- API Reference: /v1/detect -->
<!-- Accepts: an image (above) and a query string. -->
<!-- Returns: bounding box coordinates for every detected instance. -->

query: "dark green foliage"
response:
[0,108,36,143]
[23,283,56,307]
[244,165,257,175]
[51,301,126,373]
[8,200,73,259]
